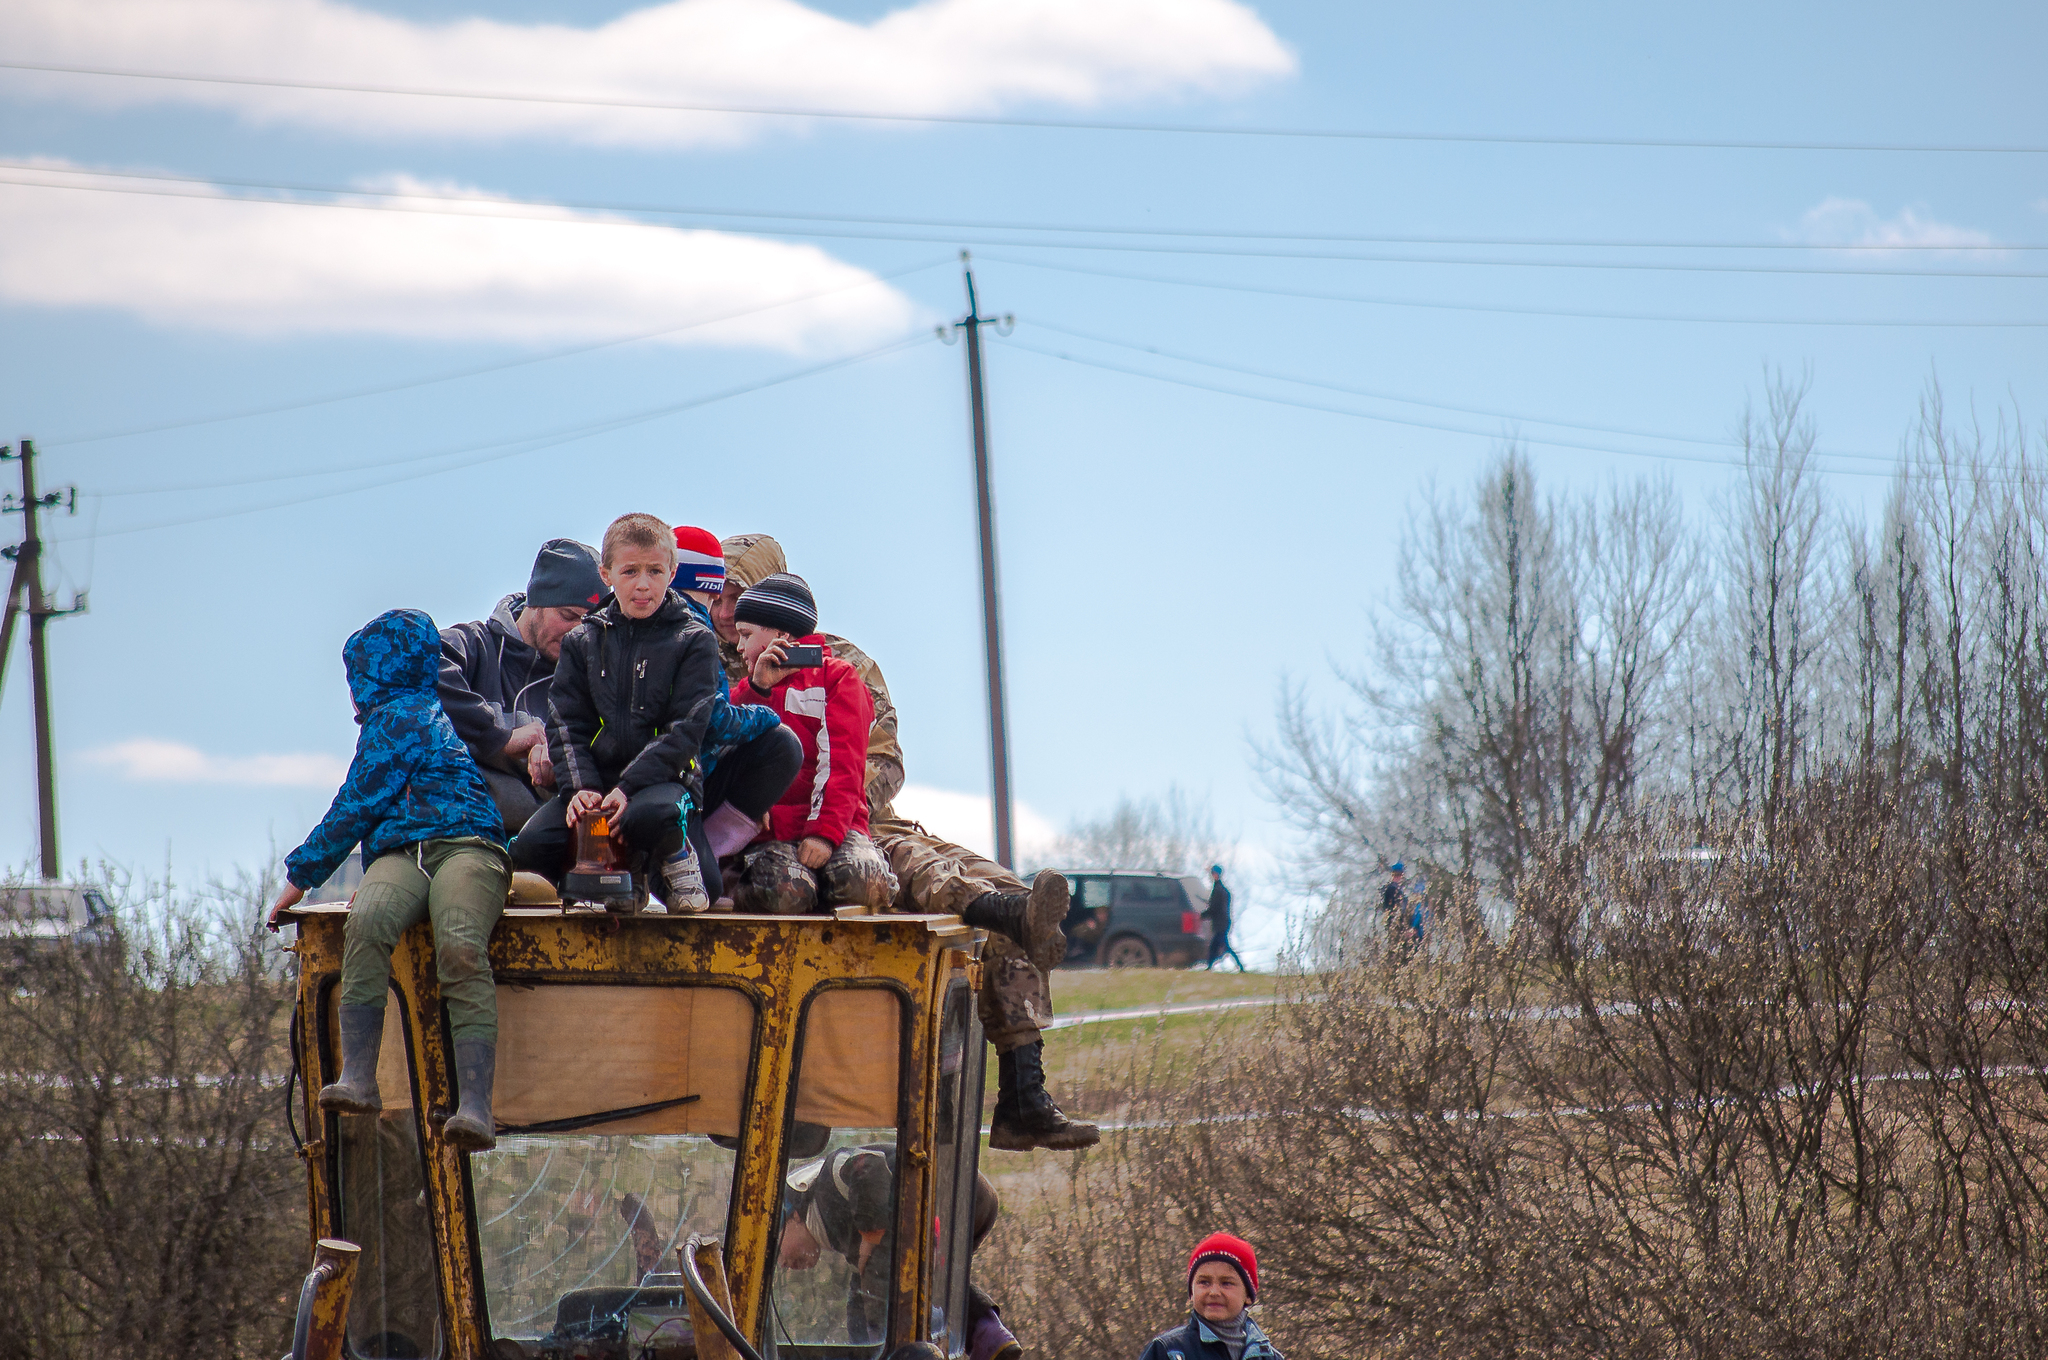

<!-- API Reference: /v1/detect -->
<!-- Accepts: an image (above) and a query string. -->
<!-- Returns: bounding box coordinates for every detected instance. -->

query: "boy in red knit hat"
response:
[1137,1232,1282,1360]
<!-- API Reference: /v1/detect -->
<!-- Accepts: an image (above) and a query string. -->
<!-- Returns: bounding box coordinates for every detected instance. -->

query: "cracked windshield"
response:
[469,984,753,1349]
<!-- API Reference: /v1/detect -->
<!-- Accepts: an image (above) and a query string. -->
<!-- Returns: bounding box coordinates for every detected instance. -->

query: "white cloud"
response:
[0,161,921,347]
[1795,197,2000,255]
[0,0,1294,148]
[891,783,1060,865]
[83,738,350,788]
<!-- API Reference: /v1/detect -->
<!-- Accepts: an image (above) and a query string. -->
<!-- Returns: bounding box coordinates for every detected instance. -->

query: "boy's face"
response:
[602,544,674,620]
[735,621,793,669]
[712,580,743,643]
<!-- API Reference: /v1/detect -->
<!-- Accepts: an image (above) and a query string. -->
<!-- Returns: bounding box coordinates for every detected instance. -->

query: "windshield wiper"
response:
[496,1093,700,1136]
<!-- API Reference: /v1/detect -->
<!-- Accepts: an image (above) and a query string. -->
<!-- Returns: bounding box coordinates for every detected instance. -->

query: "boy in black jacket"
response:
[509,513,721,912]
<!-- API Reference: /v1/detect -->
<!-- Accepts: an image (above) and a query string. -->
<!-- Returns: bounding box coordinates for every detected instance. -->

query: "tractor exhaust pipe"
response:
[288,1238,362,1360]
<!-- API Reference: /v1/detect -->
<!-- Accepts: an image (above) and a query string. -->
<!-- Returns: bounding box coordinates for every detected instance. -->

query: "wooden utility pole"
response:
[2,438,84,881]
[951,254,1018,869]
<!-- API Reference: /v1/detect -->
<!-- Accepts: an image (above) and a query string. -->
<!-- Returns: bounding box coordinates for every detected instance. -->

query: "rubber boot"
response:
[987,1042,1099,1152]
[444,1040,498,1152]
[964,869,1070,975]
[318,1003,385,1114]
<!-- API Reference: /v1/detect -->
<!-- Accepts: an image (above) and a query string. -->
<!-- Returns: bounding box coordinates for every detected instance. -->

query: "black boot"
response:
[988,1042,1099,1152]
[964,869,1069,974]
[444,1040,498,1152]
[318,1003,385,1114]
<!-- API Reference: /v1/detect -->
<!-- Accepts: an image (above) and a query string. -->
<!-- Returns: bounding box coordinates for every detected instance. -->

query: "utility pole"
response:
[2,438,85,881]
[949,253,1018,869]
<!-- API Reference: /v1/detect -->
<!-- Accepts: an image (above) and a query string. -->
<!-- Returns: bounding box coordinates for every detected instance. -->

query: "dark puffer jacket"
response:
[284,609,503,890]
[546,591,721,797]
[438,592,554,769]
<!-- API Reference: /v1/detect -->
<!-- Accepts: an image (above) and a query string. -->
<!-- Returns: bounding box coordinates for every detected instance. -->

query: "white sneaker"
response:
[661,845,711,913]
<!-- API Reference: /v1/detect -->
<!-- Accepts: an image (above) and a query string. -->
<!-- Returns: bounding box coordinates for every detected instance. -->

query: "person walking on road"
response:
[1204,864,1244,972]
[1137,1232,1283,1360]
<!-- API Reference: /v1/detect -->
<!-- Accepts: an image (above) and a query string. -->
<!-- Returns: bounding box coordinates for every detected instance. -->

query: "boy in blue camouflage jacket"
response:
[266,608,511,1152]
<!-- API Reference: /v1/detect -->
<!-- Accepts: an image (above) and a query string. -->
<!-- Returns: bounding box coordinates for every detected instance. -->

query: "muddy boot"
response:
[964,869,1069,975]
[988,1041,1099,1152]
[318,1003,385,1114]
[443,1040,498,1152]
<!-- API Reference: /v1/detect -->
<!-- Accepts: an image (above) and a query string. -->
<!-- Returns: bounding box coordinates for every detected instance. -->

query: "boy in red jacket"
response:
[727,572,898,913]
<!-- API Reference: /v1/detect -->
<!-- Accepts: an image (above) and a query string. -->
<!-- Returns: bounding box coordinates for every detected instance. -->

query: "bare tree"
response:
[1031,787,1233,876]
[0,870,303,1360]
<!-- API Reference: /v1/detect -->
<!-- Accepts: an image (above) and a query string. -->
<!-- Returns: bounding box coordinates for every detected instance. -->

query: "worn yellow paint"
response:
[303,1238,362,1360]
[287,904,976,1360]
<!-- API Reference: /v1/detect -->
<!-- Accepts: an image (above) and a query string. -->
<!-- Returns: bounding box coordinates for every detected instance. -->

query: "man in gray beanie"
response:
[439,538,604,836]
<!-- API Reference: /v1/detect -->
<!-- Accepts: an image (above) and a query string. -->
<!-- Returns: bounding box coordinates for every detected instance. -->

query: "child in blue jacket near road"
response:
[1138,1234,1283,1360]
[266,608,510,1152]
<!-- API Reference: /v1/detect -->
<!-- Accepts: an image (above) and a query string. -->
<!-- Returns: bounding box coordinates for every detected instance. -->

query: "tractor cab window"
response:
[470,984,756,1359]
[767,988,905,1359]
[331,989,441,1360]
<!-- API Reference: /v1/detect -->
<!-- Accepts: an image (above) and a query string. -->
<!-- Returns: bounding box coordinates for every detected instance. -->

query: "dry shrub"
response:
[989,782,2048,1359]
[0,875,304,1360]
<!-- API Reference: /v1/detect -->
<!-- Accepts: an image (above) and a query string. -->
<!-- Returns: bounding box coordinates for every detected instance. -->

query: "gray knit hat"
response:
[526,538,604,609]
[733,572,817,636]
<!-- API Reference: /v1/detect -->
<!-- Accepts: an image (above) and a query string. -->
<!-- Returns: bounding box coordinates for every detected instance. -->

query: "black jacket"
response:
[1206,878,1232,928]
[439,593,554,770]
[545,591,720,797]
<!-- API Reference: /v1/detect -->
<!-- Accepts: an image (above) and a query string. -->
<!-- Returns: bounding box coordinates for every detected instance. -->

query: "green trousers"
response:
[340,838,511,1044]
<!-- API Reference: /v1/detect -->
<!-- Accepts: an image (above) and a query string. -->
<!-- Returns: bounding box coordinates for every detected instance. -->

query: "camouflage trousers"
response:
[731,830,897,915]
[871,818,1052,1053]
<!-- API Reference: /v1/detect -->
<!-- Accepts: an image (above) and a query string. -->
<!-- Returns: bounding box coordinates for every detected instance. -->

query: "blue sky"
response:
[1,0,2042,956]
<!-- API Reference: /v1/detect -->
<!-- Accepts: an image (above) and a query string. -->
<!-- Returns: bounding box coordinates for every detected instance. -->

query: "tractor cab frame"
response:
[282,891,988,1360]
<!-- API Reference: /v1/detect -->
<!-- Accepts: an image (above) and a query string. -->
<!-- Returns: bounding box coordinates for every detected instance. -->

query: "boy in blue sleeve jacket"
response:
[266,608,510,1152]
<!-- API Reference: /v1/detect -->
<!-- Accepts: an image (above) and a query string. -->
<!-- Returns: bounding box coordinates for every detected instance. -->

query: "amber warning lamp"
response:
[562,811,634,908]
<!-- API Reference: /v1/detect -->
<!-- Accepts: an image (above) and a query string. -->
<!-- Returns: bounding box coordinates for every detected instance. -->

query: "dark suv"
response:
[1054,871,1212,969]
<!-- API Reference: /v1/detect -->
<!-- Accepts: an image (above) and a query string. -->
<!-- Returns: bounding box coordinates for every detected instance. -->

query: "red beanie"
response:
[1187,1232,1258,1303]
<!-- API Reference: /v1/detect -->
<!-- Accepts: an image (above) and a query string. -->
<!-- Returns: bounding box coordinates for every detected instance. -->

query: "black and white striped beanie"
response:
[733,572,818,636]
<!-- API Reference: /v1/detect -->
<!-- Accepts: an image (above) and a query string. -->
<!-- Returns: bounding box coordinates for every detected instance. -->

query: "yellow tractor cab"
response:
[281,875,989,1360]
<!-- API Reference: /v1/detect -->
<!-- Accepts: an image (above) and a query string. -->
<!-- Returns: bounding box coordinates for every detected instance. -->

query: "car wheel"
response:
[1102,935,1157,969]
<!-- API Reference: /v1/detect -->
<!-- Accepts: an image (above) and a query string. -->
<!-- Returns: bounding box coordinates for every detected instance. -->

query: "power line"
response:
[61,332,930,538]
[973,254,2048,329]
[4,158,2039,252]
[996,336,1900,479]
[4,61,2043,154]
[46,257,950,447]
[1021,318,1892,462]
[5,172,2041,279]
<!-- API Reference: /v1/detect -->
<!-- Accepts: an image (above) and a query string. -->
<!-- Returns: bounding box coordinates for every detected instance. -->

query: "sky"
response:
[1,0,2043,961]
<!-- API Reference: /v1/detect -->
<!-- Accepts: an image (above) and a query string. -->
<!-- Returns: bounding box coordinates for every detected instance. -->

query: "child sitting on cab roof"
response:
[509,512,723,911]
[265,608,510,1152]
[727,572,897,913]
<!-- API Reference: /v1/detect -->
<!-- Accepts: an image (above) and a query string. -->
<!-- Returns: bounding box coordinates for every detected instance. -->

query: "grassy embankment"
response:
[980,967,1286,1200]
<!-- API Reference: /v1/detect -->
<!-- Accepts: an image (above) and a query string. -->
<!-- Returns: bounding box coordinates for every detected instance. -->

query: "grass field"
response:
[981,968,1290,1130]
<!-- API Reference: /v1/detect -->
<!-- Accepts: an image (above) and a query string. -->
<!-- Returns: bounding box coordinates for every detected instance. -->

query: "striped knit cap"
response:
[671,525,726,594]
[733,572,817,636]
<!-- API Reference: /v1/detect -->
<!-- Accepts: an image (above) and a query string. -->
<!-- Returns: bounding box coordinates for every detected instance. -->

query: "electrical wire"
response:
[45,257,951,447]
[4,60,2043,154]
[971,254,2048,328]
[59,331,930,539]
[4,172,2040,279]
[3,158,2037,252]
[1021,317,1898,462]
[996,335,1901,479]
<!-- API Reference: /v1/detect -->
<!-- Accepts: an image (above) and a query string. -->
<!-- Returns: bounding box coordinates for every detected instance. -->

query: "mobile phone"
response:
[781,644,824,667]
